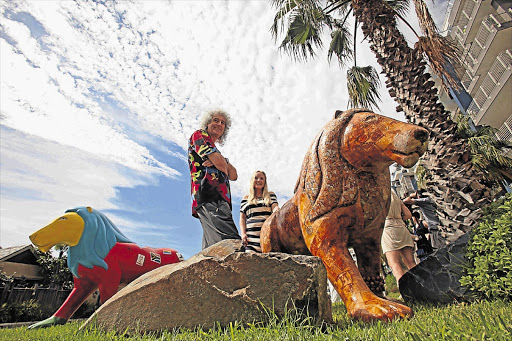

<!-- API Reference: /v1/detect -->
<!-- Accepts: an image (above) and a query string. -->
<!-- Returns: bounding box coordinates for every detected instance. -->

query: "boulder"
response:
[81,239,332,334]
[399,233,474,303]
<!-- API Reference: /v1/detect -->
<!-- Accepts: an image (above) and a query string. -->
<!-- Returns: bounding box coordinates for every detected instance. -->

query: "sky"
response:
[0,0,448,260]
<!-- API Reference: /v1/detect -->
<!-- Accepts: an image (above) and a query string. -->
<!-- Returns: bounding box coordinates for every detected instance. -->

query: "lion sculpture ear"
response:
[334,110,344,119]
[86,207,93,213]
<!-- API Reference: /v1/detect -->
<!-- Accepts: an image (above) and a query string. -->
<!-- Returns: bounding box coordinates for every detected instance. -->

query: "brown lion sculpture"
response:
[260,108,428,322]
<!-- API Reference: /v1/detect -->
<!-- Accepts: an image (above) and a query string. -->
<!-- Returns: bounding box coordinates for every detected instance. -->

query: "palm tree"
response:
[456,115,512,193]
[271,0,384,110]
[270,0,494,232]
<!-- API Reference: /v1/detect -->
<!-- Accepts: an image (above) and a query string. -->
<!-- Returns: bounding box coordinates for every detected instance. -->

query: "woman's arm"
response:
[269,192,279,213]
[401,200,412,221]
[240,212,247,245]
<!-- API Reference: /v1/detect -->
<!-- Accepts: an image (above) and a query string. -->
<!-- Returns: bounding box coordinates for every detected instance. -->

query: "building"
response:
[441,0,512,155]
[0,245,43,282]
[391,164,418,199]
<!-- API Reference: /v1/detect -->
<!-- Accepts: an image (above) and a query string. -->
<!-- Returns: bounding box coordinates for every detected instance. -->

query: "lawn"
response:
[1,299,510,340]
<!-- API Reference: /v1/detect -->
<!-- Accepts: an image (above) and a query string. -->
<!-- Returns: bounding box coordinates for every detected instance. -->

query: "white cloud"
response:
[105,214,182,248]
[0,0,438,251]
[0,127,153,247]
[0,21,179,177]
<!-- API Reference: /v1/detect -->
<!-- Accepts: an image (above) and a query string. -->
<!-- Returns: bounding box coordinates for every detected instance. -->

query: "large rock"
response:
[81,239,332,333]
[399,233,474,303]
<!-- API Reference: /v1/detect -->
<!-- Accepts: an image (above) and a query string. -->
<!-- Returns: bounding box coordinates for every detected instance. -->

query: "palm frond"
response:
[279,11,325,61]
[470,136,512,164]
[416,35,461,90]
[328,26,353,67]
[456,115,512,181]
[386,0,410,16]
[472,154,512,183]
[460,122,512,183]
[346,66,382,111]
[412,0,438,38]
[455,113,472,137]
[270,0,299,41]
[270,1,324,40]
[330,5,353,31]
[324,0,351,15]
[275,1,330,62]
[412,0,461,90]
[475,125,498,138]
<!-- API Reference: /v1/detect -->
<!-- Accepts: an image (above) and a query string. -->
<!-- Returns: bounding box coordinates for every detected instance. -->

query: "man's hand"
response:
[226,161,238,181]
[403,193,417,206]
[202,159,214,167]
[206,153,237,180]
[205,152,228,175]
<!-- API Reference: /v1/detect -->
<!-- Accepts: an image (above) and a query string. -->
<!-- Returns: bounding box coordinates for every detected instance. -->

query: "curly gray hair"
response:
[200,109,232,145]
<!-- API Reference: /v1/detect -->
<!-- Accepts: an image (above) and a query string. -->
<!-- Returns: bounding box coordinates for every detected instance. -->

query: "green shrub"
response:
[0,298,96,323]
[0,300,45,323]
[480,193,512,225]
[0,304,10,323]
[35,248,73,290]
[460,194,512,299]
[72,300,97,319]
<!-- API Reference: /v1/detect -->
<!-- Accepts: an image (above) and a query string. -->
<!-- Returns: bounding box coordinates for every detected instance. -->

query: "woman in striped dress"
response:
[240,171,279,252]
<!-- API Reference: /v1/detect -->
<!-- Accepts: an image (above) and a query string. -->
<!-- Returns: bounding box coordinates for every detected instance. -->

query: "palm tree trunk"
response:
[351,0,492,233]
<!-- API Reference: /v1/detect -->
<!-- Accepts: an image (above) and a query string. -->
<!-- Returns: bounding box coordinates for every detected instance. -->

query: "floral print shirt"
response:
[188,129,231,218]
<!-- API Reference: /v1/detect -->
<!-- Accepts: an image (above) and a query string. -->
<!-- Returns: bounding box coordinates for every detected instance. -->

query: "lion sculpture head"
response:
[295,108,428,225]
[29,206,132,278]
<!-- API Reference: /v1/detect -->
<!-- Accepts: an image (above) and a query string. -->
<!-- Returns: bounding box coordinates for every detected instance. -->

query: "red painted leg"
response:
[54,278,98,320]
[28,278,97,329]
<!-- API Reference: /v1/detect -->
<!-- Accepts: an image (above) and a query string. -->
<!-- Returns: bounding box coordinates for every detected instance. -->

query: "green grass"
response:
[1,299,511,340]
[384,273,401,300]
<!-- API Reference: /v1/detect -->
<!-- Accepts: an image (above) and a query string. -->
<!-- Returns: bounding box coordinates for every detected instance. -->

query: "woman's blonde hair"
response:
[248,170,271,205]
[200,109,232,145]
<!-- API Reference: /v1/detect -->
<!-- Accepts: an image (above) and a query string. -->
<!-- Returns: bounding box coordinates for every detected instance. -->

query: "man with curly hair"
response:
[188,109,241,249]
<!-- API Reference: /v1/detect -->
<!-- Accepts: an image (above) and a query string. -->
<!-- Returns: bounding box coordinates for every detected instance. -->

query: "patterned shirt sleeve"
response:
[191,130,218,160]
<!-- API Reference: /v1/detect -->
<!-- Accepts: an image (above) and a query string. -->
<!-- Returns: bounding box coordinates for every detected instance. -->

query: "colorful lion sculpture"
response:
[28,206,183,329]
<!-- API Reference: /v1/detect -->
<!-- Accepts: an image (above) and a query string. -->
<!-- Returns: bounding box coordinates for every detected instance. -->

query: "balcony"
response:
[496,115,512,142]
[467,13,511,76]
[467,50,512,124]
[454,0,481,44]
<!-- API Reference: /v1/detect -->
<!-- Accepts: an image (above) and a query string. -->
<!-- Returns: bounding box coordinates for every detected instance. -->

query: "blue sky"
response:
[0,0,448,259]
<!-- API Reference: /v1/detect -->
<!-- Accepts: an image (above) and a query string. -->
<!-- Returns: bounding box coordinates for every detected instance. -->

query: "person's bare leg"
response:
[385,250,406,281]
[401,246,417,271]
